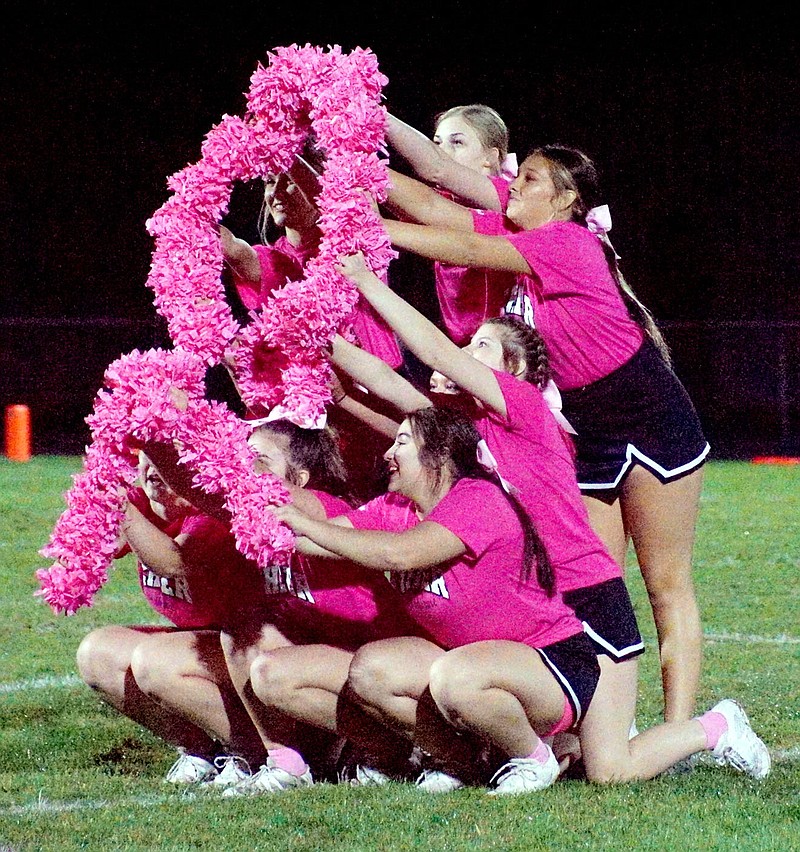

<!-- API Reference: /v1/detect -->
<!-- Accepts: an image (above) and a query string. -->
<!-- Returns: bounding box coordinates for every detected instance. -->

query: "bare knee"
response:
[250,652,294,709]
[428,652,480,722]
[346,644,400,706]
[76,628,121,689]
[129,638,169,699]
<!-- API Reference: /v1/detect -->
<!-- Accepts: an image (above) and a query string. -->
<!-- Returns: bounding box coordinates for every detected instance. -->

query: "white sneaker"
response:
[710,699,771,780]
[221,758,313,797]
[489,748,560,795]
[416,769,464,793]
[210,755,252,788]
[629,718,639,739]
[348,765,392,787]
[164,751,218,784]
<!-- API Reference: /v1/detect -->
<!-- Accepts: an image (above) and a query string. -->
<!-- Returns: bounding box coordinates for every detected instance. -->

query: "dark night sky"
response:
[2,2,798,454]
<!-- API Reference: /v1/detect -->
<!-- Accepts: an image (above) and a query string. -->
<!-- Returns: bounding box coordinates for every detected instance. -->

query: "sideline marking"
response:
[0,674,82,695]
[0,791,175,818]
[704,631,800,645]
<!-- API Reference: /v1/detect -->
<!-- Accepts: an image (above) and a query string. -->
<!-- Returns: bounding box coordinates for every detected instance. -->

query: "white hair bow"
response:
[247,404,327,431]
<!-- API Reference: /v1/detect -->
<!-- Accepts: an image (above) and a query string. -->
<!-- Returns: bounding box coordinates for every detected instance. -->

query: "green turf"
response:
[0,457,797,851]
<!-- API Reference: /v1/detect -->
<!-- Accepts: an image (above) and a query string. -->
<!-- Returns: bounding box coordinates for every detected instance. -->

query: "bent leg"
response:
[131,629,264,763]
[75,625,210,751]
[250,644,353,734]
[580,656,707,782]
[429,640,567,756]
[219,620,294,751]
[622,465,705,721]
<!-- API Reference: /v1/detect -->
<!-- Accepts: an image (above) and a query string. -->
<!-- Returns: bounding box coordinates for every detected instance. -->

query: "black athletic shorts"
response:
[563,578,645,661]
[536,630,601,727]
[560,339,709,494]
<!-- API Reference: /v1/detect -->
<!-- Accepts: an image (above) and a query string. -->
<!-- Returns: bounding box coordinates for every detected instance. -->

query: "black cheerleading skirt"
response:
[560,339,710,494]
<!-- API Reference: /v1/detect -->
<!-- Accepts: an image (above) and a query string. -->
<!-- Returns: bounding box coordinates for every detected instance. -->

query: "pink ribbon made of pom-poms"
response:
[37,44,392,614]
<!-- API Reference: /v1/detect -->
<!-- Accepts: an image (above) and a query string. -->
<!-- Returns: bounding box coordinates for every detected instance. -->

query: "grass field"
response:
[0,456,798,851]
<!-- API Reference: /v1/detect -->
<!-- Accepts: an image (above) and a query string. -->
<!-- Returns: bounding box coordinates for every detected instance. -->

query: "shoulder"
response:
[433,478,508,518]
[471,208,518,236]
[513,221,600,254]
[491,369,545,414]
[348,492,417,531]
[428,479,518,549]
[309,489,353,519]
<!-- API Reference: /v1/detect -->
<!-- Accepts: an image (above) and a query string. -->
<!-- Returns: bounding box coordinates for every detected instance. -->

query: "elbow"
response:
[377,542,420,574]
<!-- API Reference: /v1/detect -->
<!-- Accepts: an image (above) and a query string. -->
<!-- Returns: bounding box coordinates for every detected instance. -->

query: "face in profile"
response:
[383,419,427,499]
[464,324,507,372]
[506,154,571,230]
[137,451,189,519]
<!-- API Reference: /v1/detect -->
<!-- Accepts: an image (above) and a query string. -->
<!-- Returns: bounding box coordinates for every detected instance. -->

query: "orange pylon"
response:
[5,404,31,462]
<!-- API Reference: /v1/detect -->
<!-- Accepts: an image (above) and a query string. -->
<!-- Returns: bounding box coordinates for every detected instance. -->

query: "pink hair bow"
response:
[501,152,518,178]
[476,439,519,495]
[541,379,577,436]
[585,204,621,260]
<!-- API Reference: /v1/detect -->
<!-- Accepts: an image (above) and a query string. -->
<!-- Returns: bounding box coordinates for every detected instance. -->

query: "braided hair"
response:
[482,316,552,389]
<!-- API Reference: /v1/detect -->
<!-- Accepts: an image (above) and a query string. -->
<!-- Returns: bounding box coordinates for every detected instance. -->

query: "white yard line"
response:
[0,674,82,695]
[1,630,797,696]
[0,791,176,817]
[704,631,800,645]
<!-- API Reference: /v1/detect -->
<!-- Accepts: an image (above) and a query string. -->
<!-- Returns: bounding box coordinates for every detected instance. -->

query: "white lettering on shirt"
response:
[503,282,536,328]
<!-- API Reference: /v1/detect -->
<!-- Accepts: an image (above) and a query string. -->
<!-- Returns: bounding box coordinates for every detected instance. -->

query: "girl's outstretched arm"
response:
[219,225,261,285]
[386,114,504,212]
[331,334,430,417]
[384,217,530,274]
[337,254,508,417]
[275,503,464,572]
[384,169,476,228]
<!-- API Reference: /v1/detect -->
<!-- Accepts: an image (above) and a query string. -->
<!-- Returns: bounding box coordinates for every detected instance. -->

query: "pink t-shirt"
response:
[264,490,422,649]
[472,213,644,389]
[470,370,622,593]
[489,174,512,211]
[433,178,518,346]
[121,489,258,630]
[349,481,583,650]
[234,239,403,369]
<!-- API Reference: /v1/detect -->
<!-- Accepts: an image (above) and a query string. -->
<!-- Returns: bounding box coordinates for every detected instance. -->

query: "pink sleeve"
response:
[309,489,353,519]
[179,512,234,549]
[347,493,417,533]
[346,297,404,369]
[471,208,518,236]
[489,175,512,211]
[426,480,509,557]
[344,271,404,369]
